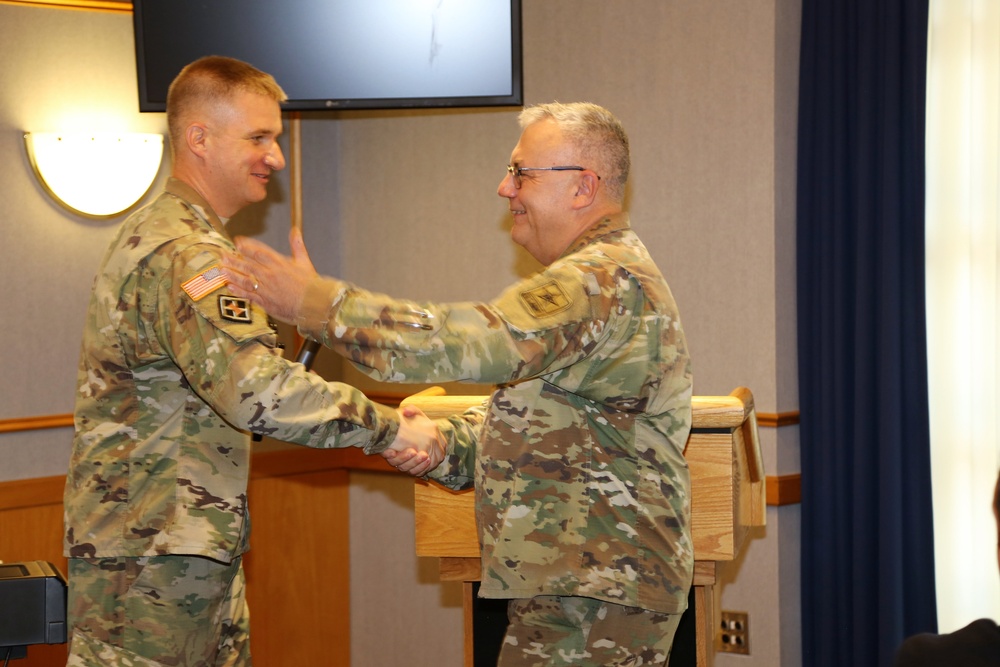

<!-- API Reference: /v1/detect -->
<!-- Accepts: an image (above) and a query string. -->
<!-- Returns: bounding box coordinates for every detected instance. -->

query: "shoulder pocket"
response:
[190,292,276,347]
[495,264,597,333]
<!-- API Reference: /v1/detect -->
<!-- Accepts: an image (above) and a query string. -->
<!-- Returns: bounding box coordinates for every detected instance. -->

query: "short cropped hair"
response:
[166,55,287,154]
[519,102,630,203]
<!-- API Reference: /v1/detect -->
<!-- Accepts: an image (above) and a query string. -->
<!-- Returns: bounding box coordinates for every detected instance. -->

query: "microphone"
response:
[294,338,322,371]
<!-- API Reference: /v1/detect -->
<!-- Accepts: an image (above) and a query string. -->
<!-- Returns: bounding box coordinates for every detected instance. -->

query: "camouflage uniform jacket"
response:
[65,178,399,564]
[298,213,694,614]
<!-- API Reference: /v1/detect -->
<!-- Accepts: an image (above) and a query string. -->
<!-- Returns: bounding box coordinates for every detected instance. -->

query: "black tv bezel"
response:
[131,0,524,113]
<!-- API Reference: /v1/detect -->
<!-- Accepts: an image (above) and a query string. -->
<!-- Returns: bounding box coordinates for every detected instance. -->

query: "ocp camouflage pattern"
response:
[501,595,682,665]
[65,178,399,565]
[298,213,694,614]
[66,555,249,666]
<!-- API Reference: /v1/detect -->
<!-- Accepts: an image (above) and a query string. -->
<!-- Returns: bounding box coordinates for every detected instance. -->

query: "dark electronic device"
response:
[0,561,67,661]
[131,0,523,113]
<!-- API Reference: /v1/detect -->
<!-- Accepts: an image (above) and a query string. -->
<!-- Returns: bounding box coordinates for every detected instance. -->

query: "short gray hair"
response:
[518,102,630,202]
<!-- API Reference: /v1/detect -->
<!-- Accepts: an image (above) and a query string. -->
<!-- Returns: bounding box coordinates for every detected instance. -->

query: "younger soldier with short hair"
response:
[64,56,443,666]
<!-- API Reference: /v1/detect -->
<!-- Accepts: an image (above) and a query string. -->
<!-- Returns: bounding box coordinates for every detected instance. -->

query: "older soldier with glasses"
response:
[224,102,694,666]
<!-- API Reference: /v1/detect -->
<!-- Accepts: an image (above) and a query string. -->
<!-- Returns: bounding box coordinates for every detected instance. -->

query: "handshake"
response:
[385,404,446,477]
[221,229,450,477]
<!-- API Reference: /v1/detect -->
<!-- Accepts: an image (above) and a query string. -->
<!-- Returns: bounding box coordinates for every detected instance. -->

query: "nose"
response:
[497,171,516,198]
[264,142,286,171]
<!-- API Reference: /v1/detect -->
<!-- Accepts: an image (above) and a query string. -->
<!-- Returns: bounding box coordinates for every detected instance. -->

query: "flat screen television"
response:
[131,1,523,112]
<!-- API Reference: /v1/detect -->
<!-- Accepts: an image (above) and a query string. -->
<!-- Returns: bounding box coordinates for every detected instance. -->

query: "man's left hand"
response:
[222,227,318,324]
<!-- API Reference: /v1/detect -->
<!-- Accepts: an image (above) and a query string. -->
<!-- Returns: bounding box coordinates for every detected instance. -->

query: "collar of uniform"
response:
[560,212,632,260]
[163,177,230,238]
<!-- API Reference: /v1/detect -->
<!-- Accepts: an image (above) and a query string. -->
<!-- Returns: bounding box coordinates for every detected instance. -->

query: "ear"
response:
[571,171,601,209]
[185,123,209,158]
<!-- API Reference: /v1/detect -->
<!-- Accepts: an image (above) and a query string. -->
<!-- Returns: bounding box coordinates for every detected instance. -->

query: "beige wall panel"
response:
[300,0,791,403]
[349,472,464,666]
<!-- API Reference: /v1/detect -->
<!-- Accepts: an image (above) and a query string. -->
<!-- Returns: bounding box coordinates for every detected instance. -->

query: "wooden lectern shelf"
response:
[404,387,766,667]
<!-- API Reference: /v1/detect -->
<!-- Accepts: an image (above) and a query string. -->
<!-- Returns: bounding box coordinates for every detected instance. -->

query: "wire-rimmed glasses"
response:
[505,164,599,189]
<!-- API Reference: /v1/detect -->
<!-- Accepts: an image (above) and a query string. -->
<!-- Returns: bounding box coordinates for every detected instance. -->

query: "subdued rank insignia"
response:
[219,295,252,323]
[520,281,571,317]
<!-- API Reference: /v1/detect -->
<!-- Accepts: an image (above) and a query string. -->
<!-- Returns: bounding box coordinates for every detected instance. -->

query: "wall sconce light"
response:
[24,132,164,218]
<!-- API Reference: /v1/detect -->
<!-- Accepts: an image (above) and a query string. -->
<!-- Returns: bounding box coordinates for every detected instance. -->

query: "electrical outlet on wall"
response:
[718,610,750,655]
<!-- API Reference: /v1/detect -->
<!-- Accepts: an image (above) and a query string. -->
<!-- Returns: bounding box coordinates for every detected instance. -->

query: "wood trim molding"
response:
[756,411,800,427]
[0,413,74,433]
[766,473,801,506]
[0,0,131,12]
[0,408,803,435]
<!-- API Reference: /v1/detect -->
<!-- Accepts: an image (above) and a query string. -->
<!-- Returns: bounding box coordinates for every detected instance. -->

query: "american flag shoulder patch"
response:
[181,265,227,301]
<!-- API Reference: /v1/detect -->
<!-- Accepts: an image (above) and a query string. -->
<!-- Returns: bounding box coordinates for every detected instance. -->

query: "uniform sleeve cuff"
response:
[296,276,347,341]
[362,401,401,454]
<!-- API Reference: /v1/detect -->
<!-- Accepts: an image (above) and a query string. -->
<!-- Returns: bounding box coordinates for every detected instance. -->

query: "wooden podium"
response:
[404,387,765,667]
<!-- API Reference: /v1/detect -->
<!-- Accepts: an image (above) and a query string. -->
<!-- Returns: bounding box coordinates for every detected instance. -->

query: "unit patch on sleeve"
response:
[219,295,252,323]
[519,281,572,317]
[181,265,227,301]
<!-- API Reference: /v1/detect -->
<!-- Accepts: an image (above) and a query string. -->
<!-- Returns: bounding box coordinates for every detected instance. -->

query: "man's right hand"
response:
[385,405,446,477]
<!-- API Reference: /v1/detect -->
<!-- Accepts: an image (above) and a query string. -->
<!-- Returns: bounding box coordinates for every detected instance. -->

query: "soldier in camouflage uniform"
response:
[64,56,443,667]
[225,102,694,666]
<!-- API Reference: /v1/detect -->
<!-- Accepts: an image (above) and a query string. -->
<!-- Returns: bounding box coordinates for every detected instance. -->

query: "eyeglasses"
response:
[505,164,600,189]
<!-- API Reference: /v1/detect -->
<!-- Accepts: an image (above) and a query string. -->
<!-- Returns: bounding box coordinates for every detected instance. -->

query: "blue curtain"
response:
[796,1,937,665]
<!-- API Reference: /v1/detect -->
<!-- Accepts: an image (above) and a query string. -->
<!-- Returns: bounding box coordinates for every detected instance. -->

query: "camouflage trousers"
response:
[66,555,250,667]
[498,595,682,667]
